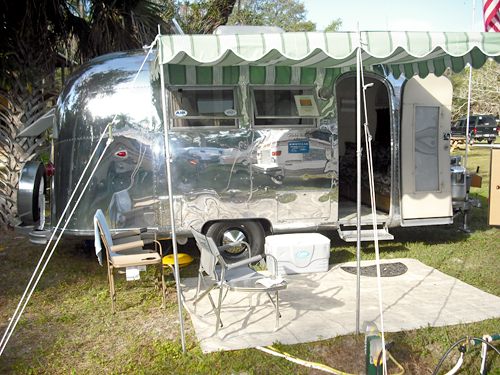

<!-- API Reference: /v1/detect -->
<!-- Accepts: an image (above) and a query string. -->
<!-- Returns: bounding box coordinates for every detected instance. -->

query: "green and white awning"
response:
[161,64,341,86]
[152,31,500,79]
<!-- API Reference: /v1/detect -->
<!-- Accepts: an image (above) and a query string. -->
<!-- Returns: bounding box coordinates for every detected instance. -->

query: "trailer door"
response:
[400,75,453,226]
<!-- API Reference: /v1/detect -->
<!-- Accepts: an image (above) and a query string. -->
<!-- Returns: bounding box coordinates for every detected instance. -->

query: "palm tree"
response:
[0,0,240,229]
[70,0,172,61]
[176,0,237,34]
[0,0,169,229]
[0,0,70,228]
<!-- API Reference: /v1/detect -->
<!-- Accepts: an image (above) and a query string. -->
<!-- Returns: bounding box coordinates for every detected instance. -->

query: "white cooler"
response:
[265,233,331,275]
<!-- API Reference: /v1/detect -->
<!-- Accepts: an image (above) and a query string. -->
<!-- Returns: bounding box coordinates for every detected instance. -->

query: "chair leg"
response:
[195,274,220,316]
[275,291,280,330]
[194,271,204,314]
[107,264,116,314]
[194,283,218,309]
[160,262,166,309]
[265,291,282,326]
[215,285,224,335]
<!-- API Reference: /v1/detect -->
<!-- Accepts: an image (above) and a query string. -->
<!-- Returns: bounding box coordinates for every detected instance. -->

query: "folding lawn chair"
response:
[190,227,287,338]
[94,209,166,313]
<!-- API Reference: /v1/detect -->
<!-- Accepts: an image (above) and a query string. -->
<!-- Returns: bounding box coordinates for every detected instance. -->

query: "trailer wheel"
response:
[17,161,46,225]
[206,220,265,263]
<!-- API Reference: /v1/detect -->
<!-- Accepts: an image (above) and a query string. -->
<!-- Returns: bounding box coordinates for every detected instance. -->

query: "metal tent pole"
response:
[159,55,186,352]
[355,26,362,336]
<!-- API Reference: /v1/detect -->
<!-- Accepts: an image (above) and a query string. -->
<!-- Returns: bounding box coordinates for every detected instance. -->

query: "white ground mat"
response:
[180,258,500,353]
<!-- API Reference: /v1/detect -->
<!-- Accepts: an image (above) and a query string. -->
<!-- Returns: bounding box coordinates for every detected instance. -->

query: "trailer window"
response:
[169,87,240,128]
[251,87,318,127]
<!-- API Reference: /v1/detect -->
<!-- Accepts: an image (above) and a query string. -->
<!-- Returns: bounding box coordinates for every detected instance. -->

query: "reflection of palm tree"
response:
[65,68,132,110]
[116,113,133,128]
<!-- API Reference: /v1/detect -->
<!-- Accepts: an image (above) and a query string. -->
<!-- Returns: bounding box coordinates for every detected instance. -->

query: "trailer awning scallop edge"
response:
[151,31,500,79]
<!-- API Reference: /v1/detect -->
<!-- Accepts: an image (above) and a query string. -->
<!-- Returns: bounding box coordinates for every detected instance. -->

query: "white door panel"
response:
[401,75,452,222]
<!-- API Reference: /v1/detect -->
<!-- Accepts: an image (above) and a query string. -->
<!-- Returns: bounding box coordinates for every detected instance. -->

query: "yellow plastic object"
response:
[162,253,194,268]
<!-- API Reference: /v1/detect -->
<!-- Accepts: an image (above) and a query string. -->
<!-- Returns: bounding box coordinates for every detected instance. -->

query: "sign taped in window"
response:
[294,95,319,116]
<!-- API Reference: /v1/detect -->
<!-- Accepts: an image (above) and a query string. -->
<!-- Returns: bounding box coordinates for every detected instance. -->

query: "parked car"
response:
[451,115,498,144]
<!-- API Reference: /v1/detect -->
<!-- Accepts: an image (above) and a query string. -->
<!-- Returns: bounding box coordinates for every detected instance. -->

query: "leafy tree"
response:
[175,0,238,34]
[0,0,240,228]
[0,0,169,229]
[70,0,170,61]
[325,18,342,32]
[228,0,316,32]
[448,60,500,121]
[0,0,72,229]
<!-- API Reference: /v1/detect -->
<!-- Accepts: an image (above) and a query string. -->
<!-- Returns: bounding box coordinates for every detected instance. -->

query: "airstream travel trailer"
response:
[16,29,500,258]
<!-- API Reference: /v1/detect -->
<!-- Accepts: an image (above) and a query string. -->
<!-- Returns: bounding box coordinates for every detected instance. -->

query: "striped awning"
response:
[161,64,341,86]
[152,31,500,79]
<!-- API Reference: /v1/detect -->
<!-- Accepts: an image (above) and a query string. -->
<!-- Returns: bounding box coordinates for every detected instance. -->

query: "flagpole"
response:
[472,0,476,31]
[465,0,476,171]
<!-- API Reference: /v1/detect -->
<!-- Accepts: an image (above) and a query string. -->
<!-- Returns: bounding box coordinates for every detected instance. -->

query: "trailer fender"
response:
[17,161,46,225]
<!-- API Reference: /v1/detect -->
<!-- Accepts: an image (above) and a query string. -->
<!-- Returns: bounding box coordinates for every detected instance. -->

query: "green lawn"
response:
[0,146,499,374]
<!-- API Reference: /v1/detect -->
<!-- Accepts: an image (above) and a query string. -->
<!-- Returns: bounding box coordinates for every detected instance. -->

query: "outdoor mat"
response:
[341,262,408,277]
[180,258,500,353]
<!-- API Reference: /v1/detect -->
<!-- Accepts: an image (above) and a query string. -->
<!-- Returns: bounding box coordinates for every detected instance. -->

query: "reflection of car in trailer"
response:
[219,148,252,166]
[16,27,500,259]
[253,130,335,185]
[183,147,224,162]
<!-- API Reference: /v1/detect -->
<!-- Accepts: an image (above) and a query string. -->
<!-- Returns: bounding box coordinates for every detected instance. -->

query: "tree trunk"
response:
[0,48,55,229]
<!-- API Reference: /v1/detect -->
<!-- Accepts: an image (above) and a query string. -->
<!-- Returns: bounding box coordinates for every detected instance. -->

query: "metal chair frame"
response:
[190,227,286,338]
[95,210,166,313]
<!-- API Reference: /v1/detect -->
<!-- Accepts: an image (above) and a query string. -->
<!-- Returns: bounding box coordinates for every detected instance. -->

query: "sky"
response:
[301,0,487,32]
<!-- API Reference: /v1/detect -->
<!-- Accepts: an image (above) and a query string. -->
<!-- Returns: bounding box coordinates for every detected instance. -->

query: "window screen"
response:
[169,87,239,128]
[415,106,439,192]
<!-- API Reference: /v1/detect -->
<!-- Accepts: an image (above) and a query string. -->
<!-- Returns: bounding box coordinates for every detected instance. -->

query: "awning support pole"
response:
[159,42,186,352]
[356,25,362,336]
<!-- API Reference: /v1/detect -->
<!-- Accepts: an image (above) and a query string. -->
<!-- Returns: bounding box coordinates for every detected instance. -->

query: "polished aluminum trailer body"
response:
[44,49,453,242]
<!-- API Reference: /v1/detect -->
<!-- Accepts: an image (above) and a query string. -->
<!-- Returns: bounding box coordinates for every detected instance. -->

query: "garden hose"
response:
[258,345,404,375]
[433,336,500,375]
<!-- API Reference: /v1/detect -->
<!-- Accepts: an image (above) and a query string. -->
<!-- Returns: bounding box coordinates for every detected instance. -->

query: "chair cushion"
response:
[216,264,262,283]
[111,252,161,268]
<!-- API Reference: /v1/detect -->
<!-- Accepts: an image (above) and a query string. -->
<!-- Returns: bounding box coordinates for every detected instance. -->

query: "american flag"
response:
[484,0,500,31]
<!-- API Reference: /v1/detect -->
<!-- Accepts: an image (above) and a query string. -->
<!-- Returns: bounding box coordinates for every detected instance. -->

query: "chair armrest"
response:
[265,254,279,279]
[110,239,153,253]
[218,241,242,252]
[218,240,251,256]
[112,228,147,240]
[226,254,264,270]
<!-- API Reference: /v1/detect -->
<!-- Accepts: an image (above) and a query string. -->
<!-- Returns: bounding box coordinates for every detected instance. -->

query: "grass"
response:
[0,145,499,374]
